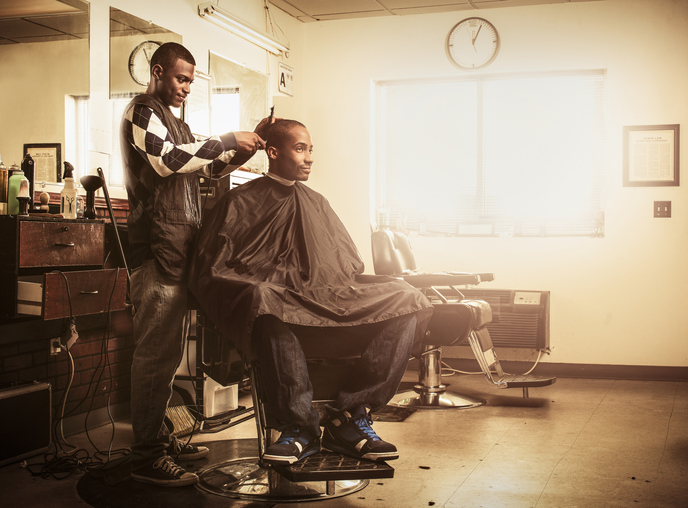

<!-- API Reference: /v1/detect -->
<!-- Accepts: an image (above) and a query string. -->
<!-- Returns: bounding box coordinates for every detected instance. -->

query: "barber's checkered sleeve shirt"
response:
[123,104,235,178]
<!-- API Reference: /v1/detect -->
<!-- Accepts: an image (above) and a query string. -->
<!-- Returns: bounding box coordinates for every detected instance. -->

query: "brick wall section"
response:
[0,311,134,420]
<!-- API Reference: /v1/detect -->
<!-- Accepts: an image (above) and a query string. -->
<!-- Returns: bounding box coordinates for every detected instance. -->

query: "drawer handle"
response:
[80,290,99,295]
[54,242,75,247]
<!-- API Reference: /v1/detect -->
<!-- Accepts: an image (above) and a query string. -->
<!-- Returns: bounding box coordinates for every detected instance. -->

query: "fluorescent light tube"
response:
[198,2,289,56]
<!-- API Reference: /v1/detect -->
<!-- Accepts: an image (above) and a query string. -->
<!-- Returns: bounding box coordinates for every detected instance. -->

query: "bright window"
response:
[211,86,241,134]
[65,95,89,182]
[373,70,608,237]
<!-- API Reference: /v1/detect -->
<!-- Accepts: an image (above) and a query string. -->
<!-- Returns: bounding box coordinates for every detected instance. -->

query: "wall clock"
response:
[128,40,161,86]
[446,18,500,70]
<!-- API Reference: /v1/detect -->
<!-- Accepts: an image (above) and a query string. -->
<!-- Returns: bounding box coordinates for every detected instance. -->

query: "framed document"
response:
[24,143,62,183]
[623,125,679,186]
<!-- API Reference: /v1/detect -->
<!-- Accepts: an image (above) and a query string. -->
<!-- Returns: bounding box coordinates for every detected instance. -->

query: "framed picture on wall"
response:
[24,143,62,183]
[623,124,680,186]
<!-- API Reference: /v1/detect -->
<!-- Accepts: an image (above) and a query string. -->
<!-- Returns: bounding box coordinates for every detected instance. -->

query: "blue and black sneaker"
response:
[322,404,398,462]
[262,427,321,465]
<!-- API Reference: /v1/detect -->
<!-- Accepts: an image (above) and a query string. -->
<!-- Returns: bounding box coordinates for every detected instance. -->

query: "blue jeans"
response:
[129,258,189,468]
[254,313,417,437]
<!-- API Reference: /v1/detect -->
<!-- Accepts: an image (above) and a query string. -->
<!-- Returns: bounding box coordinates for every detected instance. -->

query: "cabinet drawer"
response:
[35,269,127,320]
[19,221,104,268]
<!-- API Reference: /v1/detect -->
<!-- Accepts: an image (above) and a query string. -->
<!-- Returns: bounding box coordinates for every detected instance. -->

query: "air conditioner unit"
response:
[459,289,550,350]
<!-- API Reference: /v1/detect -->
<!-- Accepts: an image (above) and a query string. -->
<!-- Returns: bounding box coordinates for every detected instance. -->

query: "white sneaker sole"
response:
[130,472,199,487]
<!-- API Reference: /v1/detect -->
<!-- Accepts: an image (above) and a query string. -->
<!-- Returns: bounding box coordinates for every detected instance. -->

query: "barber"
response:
[120,41,272,488]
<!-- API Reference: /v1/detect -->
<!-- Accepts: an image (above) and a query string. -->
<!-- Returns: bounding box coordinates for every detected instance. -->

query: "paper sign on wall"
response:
[278,62,293,96]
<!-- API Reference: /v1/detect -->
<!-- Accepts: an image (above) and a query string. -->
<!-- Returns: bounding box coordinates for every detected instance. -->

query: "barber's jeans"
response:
[129,258,189,468]
[254,313,417,437]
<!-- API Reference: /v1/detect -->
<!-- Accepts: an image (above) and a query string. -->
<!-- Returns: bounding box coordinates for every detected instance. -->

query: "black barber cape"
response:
[188,175,433,359]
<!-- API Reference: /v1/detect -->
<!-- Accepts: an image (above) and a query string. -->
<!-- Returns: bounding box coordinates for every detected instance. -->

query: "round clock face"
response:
[446,18,500,70]
[129,41,161,86]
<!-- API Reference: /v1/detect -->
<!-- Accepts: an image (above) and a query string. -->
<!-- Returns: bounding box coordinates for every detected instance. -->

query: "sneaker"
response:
[130,455,199,487]
[262,427,321,465]
[322,404,398,462]
[167,436,209,461]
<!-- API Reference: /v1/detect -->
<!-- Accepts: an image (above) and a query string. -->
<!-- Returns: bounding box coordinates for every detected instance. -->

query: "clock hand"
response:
[472,25,482,45]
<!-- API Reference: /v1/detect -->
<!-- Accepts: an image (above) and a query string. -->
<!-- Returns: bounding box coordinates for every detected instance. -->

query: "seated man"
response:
[189,120,432,465]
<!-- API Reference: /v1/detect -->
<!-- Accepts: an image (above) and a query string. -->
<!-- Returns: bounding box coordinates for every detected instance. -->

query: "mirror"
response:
[209,52,268,174]
[107,8,182,190]
[109,8,182,98]
[0,0,89,182]
[197,52,269,210]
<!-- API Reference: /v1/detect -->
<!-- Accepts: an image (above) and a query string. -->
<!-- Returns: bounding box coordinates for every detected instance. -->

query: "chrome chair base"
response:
[388,389,485,409]
[197,457,368,502]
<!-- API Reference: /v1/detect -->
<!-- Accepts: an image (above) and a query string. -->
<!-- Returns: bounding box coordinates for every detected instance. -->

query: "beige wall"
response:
[299,0,688,367]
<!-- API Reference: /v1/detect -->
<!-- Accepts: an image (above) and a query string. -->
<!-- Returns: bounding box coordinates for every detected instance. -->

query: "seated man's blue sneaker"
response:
[130,455,199,487]
[262,427,321,465]
[322,404,399,462]
[167,436,209,461]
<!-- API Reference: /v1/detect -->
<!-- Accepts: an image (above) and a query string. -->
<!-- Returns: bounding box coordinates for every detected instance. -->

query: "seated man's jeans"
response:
[254,313,418,437]
[129,258,189,468]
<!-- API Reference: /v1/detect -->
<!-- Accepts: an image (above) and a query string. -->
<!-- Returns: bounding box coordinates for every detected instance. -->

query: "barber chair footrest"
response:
[197,456,373,502]
[271,450,394,483]
[499,374,556,389]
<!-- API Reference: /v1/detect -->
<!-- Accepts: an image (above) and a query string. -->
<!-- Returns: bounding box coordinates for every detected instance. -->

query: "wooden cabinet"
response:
[0,216,127,319]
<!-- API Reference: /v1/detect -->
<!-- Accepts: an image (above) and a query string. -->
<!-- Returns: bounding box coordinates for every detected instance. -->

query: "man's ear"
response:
[266,146,278,160]
[150,64,163,81]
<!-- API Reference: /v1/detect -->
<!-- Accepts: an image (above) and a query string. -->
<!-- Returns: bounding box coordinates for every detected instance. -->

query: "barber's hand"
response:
[234,131,266,155]
[253,115,279,140]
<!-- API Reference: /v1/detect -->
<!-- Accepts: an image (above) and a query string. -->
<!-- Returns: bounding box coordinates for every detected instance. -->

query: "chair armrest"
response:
[446,272,494,283]
[400,273,481,287]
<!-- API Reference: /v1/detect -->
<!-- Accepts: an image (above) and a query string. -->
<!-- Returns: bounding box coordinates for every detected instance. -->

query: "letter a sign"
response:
[278,62,293,96]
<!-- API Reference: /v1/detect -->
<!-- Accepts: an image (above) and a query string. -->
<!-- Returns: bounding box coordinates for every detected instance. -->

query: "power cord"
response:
[26,269,130,480]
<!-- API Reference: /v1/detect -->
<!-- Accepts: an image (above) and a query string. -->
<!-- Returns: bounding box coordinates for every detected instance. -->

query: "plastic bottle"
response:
[0,155,7,203]
[60,162,78,219]
[7,169,27,215]
[21,152,35,209]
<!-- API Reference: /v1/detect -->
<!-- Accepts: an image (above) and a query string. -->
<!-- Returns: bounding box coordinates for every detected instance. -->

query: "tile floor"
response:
[1,372,686,507]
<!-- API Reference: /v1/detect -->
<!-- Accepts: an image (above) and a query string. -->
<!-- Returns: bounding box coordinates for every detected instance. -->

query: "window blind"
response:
[374,70,607,237]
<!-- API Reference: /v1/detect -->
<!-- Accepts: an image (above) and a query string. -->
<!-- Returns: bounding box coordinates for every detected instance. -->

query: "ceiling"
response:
[0,0,173,45]
[0,0,601,45]
[0,0,87,44]
[269,0,601,22]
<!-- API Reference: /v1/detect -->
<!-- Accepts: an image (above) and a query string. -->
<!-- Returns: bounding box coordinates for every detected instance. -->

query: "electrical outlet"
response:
[654,201,671,218]
[50,339,62,356]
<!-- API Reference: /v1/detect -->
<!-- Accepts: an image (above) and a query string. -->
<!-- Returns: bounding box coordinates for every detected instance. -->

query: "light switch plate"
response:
[654,201,671,218]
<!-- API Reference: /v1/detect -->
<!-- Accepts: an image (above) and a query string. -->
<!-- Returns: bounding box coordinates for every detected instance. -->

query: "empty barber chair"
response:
[371,229,555,408]
[196,326,394,503]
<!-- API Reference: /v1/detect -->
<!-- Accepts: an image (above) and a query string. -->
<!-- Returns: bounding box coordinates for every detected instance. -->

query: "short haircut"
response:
[266,119,307,149]
[150,42,196,73]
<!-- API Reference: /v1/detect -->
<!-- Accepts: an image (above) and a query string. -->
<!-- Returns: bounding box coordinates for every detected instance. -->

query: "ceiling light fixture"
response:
[198,2,289,56]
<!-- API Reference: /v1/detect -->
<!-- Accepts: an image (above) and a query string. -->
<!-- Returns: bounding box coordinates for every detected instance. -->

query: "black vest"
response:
[121,94,202,282]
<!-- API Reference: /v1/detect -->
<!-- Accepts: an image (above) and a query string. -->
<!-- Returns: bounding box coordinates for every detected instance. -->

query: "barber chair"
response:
[195,326,394,503]
[371,229,555,408]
